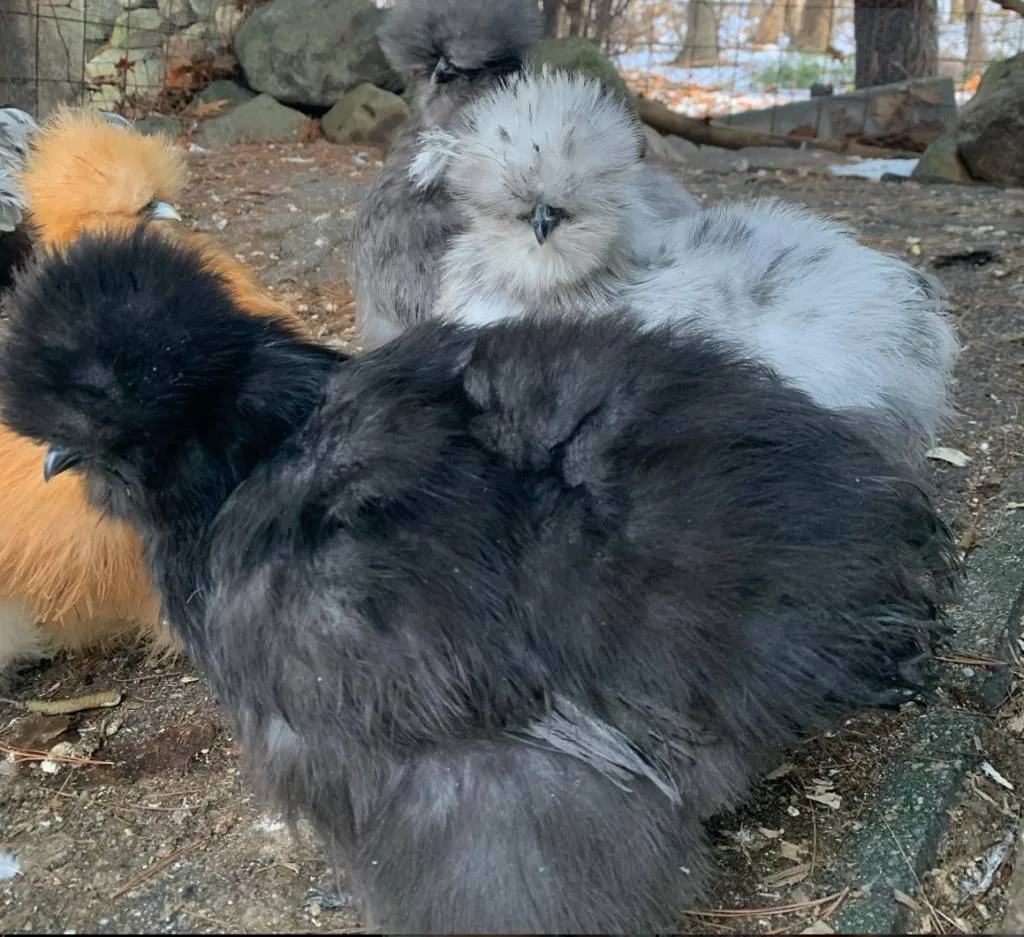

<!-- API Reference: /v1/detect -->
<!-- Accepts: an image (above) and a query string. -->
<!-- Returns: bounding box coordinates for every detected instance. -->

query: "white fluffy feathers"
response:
[411,69,959,451]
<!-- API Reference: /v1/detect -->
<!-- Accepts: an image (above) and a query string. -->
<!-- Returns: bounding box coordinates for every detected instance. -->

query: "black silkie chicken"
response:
[0,230,959,933]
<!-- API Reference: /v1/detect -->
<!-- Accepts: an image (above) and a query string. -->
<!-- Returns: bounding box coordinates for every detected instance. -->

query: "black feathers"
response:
[0,231,960,932]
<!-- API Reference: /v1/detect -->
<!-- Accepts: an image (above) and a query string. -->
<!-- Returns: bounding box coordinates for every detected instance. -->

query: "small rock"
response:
[190,78,256,111]
[156,0,194,28]
[912,132,972,184]
[133,116,184,139]
[195,93,309,147]
[214,2,244,40]
[109,8,167,50]
[321,83,409,146]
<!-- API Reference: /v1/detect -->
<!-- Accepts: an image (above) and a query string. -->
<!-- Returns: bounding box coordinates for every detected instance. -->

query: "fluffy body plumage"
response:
[0,109,300,679]
[0,229,960,932]
[414,70,959,452]
[349,0,542,349]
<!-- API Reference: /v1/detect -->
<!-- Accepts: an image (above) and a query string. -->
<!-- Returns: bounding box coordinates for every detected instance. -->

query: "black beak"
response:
[43,445,83,483]
[531,203,560,245]
[432,56,461,84]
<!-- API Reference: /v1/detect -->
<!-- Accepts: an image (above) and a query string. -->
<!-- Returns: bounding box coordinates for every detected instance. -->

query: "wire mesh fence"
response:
[0,0,1021,134]
[0,0,243,119]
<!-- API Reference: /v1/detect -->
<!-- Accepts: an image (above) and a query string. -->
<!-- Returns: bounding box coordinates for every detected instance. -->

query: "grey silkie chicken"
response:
[349,0,543,350]
[411,69,960,458]
[0,227,959,932]
[349,0,700,350]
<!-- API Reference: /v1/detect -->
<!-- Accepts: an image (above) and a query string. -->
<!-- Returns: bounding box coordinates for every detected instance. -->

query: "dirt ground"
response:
[2,138,1024,935]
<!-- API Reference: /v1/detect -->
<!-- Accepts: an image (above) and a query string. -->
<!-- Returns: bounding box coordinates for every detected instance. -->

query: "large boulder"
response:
[234,0,400,109]
[109,8,167,50]
[914,52,1024,185]
[86,46,165,104]
[956,52,1024,186]
[321,83,409,146]
[156,0,194,28]
[83,0,123,42]
[195,92,309,147]
[530,37,635,112]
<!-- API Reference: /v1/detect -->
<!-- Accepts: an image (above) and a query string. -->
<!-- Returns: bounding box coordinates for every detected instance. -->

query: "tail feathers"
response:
[0,167,26,233]
[0,106,37,232]
[0,107,39,161]
[511,694,682,804]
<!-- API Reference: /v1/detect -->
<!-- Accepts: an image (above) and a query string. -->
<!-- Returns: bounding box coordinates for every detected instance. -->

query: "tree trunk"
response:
[949,0,965,21]
[675,0,719,65]
[564,0,585,36]
[964,0,987,73]
[783,0,806,38]
[542,0,561,38]
[793,0,834,52]
[592,0,615,45]
[752,0,786,45]
[854,0,939,88]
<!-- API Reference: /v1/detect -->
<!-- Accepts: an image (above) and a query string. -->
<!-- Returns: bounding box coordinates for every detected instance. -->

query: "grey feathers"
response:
[378,0,541,84]
[0,229,960,932]
[0,107,38,233]
[349,0,541,349]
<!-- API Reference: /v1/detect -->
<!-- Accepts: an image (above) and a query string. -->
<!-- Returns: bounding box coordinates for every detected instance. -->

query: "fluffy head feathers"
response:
[0,229,324,527]
[18,107,186,248]
[378,0,541,83]
[412,70,647,291]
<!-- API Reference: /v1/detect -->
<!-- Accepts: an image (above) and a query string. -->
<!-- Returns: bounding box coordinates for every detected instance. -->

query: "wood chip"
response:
[806,791,842,809]
[20,690,122,716]
[780,841,808,862]
[925,446,972,467]
[763,862,812,887]
[893,888,922,912]
[765,762,794,781]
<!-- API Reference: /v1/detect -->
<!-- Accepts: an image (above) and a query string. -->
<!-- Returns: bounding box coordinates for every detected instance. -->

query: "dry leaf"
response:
[763,862,812,887]
[190,99,229,118]
[1007,713,1024,734]
[893,888,922,911]
[780,840,807,862]
[759,827,783,839]
[805,791,842,809]
[925,446,972,467]
[801,921,835,934]
[765,762,794,781]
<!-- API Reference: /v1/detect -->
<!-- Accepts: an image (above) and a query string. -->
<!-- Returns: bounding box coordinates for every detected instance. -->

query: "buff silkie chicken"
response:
[0,107,302,682]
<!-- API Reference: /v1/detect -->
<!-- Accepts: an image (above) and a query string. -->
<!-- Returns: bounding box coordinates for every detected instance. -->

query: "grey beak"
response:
[43,445,83,483]
[149,200,181,221]
[432,56,460,84]
[531,202,559,245]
